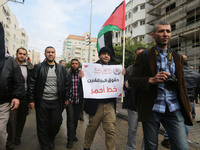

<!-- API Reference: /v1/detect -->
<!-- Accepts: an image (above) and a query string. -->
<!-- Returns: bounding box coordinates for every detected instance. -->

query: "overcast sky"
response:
[8,0,126,60]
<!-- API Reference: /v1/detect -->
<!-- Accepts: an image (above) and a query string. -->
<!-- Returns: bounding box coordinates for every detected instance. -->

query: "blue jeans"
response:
[142,110,189,150]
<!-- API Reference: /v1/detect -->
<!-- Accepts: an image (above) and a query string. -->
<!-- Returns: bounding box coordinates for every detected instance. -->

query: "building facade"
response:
[63,32,99,64]
[113,0,148,46]
[28,50,40,65]
[146,0,200,70]
[0,0,28,57]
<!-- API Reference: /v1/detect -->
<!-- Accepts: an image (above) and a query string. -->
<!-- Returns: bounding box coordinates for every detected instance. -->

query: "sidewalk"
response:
[116,101,200,149]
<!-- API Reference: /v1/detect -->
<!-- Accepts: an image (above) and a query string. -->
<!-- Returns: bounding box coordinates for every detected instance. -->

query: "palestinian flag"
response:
[97,0,125,55]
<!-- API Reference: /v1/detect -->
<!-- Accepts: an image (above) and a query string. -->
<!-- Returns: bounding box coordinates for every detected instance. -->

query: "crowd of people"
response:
[0,21,200,150]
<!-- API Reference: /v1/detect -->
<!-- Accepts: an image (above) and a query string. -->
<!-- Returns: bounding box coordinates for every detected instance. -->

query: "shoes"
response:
[15,138,21,145]
[84,148,90,150]
[79,116,84,121]
[66,141,73,149]
[161,139,171,149]
[73,136,78,142]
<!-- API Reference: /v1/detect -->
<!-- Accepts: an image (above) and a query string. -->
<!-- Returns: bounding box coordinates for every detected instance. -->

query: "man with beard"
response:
[128,22,192,150]
[66,58,83,149]
[28,46,70,150]
[6,48,34,149]
[82,47,117,150]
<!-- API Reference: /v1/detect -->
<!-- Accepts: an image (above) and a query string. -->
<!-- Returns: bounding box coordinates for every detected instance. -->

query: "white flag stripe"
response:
[98,34,105,49]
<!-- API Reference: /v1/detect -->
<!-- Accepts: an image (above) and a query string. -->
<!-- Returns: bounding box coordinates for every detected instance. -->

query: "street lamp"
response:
[0,0,24,7]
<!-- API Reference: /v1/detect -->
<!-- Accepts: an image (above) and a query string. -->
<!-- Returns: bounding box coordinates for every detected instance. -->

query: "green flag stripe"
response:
[97,25,121,52]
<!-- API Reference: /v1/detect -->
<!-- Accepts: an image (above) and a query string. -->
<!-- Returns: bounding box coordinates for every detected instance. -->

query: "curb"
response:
[116,109,200,150]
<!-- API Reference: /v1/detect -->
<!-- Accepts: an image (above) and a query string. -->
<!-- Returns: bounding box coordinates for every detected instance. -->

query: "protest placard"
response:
[82,63,122,99]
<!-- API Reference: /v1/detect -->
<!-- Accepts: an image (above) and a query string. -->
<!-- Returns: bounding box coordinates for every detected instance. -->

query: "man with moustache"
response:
[66,58,83,149]
[28,46,70,150]
[83,47,117,150]
[6,48,34,149]
[128,22,192,150]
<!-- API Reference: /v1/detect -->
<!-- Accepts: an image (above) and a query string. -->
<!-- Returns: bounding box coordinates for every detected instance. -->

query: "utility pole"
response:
[0,0,24,7]
[88,0,93,63]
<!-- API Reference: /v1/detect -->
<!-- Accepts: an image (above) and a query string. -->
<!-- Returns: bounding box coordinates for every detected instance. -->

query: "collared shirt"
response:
[152,47,180,113]
[69,72,79,104]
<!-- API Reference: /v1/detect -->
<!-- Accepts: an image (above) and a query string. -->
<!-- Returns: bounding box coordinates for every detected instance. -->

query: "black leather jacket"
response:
[28,61,70,110]
[0,56,25,104]
[184,65,200,101]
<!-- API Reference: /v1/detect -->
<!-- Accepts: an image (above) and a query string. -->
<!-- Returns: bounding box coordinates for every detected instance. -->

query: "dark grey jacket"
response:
[184,65,200,101]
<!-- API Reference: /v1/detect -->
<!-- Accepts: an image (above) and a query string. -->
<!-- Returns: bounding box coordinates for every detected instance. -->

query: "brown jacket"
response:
[128,47,193,126]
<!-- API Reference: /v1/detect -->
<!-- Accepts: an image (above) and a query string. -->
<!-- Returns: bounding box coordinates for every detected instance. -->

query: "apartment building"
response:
[0,0,28,57]
[146,0,200,69]
[63,32,99,64]
[113,0,148,46]
[28,50,40,65]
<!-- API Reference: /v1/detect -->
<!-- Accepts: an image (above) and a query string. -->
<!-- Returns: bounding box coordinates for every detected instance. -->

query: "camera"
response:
[164,75,177,90]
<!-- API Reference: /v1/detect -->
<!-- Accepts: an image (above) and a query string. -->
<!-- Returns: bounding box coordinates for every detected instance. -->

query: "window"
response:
[133,7,138,13]
[187,7,200,25]
[140,4,145,10]
[125,15,127,21]
[171,24,176,31]
[21,39,25,44]
[115,32,118,38]
[140,20,145,25]
[129,12,131,18]
[166,3,176,13]
[133,22,138,28]
[192,37,200,48]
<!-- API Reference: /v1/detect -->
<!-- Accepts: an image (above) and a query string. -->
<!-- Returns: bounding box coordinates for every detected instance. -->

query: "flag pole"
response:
[121,29,125,102]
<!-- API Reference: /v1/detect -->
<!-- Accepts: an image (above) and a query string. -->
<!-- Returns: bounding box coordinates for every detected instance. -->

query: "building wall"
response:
[146,0,200,70]
[0,0,28,57]
[63,32,99,64]
[28,50,40,65]
[113,0,147,46]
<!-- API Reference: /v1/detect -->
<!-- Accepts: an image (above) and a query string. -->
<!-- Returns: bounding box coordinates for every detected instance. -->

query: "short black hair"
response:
[71,58,79,63]
[59,60,65,64]
[45,46,55,53]
[152,21,171,33]
[136,47,145,52]
[16,47,27,54]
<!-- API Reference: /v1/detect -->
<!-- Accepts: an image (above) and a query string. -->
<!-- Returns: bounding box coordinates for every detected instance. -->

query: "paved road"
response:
[13,109,196,150]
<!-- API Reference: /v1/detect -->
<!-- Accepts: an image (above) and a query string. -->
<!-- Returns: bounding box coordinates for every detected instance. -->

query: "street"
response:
[12,108,196,150]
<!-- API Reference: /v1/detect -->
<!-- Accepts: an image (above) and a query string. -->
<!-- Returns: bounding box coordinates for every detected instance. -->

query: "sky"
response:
[8,0,126,60]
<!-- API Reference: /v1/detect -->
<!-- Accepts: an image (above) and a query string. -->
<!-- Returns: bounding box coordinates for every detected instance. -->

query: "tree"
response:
[113,39,153,68]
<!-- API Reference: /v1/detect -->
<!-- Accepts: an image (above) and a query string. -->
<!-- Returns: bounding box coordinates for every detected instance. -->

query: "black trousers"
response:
[36,100,62,150]
[66,103,81,141]
[16,99,29,140]
[7,109,18,148]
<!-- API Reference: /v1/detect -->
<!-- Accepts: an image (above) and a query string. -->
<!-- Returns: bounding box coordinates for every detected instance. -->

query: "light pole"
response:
[0,0,24,7]
[88,0,93,63]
